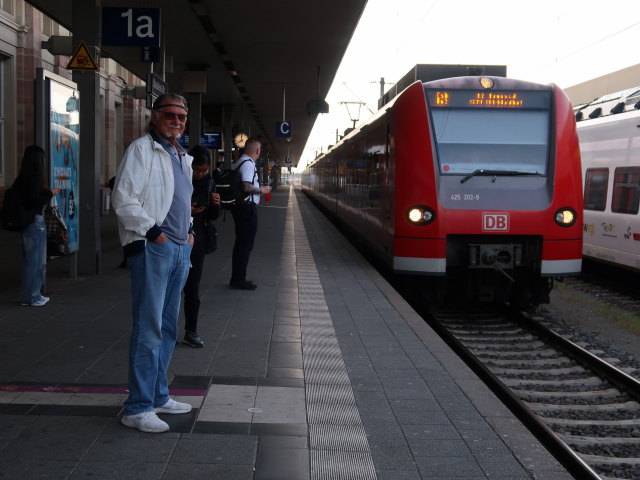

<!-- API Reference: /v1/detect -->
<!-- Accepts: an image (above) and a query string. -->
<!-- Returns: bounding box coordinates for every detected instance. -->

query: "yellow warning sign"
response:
[66,42,99,71]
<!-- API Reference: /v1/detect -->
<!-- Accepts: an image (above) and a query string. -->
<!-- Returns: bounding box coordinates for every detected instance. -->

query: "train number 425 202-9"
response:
[451,193,480,201]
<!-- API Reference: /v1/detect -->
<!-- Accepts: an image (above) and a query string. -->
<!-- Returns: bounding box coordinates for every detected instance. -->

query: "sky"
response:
[297,0,640,170]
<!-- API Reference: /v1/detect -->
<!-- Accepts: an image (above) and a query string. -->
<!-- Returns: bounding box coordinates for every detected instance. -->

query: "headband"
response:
[154,103,187,111]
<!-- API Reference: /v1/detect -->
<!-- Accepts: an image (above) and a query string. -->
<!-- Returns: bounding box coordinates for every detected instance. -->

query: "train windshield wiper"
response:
[460,169,541,184]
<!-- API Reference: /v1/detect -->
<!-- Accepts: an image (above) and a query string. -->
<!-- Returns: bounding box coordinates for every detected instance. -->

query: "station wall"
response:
[0,0,148,196]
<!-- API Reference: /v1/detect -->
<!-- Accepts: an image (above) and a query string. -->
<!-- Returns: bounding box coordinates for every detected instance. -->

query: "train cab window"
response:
[612,167,640,215]
[426,88,551,176]
[430,109,549,175]
[583,168,609,211]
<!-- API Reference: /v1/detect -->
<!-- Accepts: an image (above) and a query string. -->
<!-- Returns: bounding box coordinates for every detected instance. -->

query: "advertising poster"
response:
[49,81,79,253]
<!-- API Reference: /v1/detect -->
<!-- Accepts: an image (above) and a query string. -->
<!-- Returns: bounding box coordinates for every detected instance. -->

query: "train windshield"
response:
[426,89,551,176]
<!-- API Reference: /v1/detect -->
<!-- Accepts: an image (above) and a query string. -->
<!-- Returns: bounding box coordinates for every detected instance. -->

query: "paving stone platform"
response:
[0,187,572,479]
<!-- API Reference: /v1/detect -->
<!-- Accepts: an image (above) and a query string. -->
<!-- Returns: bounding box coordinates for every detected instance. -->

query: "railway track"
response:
[564,276,640,313]
[429,307,640,480]
[569,261,640,313]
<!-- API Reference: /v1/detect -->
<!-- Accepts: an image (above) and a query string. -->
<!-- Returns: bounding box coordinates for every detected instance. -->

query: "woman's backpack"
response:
[1,186,34,231]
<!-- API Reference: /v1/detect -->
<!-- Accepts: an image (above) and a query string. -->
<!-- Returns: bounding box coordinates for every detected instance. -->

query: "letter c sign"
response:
[276,121,292,138]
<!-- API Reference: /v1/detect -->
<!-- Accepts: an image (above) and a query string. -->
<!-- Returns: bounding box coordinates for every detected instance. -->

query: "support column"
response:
[72,0,102,275]
[187,93,202,149]
[222,105,233,168]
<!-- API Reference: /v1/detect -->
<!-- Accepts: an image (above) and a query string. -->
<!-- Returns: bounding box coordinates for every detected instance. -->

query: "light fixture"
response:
[480,77,494,89]
[406,206,435,225]
[554,207,577,227]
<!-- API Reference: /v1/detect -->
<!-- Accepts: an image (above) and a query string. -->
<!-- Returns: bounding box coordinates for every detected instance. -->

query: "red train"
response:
[302,75,583,309]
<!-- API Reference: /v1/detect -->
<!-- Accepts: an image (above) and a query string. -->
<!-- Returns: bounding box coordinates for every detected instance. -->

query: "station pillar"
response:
[72,0,102,275]
[187,93,202,149]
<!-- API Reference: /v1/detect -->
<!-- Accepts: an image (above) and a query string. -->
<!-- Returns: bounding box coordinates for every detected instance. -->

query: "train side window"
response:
[583,168,609,211]
[612,167,640,215]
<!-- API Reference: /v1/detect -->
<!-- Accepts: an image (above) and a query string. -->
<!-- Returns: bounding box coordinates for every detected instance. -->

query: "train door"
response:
[607,167,640,268]
[385,123,395,256]
[362,122,389,259]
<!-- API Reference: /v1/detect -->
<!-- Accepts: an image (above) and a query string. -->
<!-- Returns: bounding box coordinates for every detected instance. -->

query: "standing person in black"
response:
[212,162,223,181]
[14,145,60,306]
[229,137,270,290]
[182,145,220,347]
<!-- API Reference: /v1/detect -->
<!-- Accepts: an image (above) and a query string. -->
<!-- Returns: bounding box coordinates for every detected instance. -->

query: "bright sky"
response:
[297,0,640,170]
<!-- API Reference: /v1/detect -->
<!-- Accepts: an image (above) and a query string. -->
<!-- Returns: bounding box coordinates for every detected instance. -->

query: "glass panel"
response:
[0,57,3,176]
[49,80,80,253]
[583,168,608,211]
[0,0,14,15]
[431,109,549,175]
[612,167,640,214]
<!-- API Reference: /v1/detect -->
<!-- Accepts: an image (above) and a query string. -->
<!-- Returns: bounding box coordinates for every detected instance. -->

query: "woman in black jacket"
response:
[15,145,59,306]
[182,145,220,347]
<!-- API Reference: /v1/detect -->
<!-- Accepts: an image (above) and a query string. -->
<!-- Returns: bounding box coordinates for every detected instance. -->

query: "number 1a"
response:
[121,9,156,39]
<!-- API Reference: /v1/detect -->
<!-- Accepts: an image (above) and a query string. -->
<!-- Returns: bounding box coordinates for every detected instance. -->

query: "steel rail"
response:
[427,312,603,480]
[517,311,640,402]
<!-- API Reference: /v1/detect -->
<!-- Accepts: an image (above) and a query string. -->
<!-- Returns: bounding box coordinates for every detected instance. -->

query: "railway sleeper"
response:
[444,327,524,335]
[489,365,587,375]
[461,340,545,349]
[577,453,640,466]
[472,348,559,359]
[444,323,516,330]
[501,376,604,387]
[541,417,640,427]
[453,333,536,342]
[526,400,640,412]
[561,435,640,446]
[513,388,623,401]
[484,357,573,368]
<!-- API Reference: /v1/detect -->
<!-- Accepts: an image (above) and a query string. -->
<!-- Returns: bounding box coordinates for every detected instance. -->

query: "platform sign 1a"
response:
[101,7,161,47]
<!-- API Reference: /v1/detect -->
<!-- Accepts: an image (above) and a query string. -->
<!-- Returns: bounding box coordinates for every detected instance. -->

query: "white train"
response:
[576,86,640,271]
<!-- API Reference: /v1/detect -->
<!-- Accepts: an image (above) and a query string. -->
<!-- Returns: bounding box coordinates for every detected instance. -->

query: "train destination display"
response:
[428,89,550,109]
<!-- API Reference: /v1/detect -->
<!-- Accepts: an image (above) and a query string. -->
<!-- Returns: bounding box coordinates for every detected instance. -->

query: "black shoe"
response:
[229,280,257,290]
[183,331,204,348]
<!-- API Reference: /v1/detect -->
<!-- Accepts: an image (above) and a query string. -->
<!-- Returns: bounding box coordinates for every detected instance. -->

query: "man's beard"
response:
[164,128,182,139]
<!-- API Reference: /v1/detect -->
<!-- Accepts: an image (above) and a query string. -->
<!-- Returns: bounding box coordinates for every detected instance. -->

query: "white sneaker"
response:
[154,398,192,414]
[20,298,48,307]
[121,411,169,433]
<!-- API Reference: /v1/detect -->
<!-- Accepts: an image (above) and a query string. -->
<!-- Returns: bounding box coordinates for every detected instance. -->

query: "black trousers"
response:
[183,231,206,332]
[230,203,258,283]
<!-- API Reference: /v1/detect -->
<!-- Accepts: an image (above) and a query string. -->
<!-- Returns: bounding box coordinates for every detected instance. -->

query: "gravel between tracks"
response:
[538,281,640,374]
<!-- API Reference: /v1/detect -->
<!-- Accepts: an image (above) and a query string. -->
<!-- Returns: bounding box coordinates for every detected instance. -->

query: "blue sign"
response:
[102,7,161,47]
[276,121,292,138]
[177,133,222,149]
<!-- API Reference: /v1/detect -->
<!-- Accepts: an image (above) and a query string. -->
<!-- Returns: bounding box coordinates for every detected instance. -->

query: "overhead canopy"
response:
[27,0,368,167]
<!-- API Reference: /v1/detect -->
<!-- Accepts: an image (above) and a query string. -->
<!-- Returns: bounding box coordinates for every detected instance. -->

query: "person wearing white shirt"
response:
[229,137,270,290]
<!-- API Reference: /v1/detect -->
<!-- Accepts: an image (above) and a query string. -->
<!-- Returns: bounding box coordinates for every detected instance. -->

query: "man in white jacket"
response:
[111,93,195,433]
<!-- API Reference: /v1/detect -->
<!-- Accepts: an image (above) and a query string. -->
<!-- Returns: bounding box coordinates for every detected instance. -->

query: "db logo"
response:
[483,213,509,232]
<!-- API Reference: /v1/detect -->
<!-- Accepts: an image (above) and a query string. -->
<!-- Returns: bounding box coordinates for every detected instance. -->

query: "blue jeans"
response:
[123,239,192,415]
[20,214,46,304]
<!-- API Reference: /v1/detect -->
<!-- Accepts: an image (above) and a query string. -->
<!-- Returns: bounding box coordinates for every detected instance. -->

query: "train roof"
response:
[378,64,507,109]
[574,85,640,122]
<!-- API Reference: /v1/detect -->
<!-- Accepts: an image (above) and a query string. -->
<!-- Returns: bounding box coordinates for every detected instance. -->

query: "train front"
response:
[393,76,583,309]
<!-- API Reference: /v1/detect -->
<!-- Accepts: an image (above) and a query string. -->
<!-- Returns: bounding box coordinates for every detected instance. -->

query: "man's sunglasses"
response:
[156,111,187,122]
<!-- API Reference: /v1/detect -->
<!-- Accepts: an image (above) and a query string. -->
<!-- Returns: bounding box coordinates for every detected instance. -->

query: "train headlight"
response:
[406,206,435,225]
[554,207,577,227]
